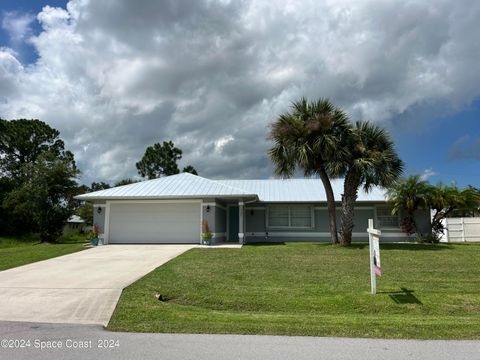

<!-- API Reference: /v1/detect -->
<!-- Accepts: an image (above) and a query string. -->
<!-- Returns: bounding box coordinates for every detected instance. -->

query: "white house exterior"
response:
[75,173,431,244]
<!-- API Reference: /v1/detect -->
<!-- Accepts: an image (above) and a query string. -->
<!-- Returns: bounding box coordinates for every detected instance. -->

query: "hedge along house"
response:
[75,172,431,244]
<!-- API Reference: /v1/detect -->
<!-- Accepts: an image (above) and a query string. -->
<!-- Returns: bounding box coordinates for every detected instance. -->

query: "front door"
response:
[228,205,239,241]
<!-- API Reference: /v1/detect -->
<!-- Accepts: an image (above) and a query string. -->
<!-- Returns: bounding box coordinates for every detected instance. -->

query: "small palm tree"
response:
[333,121,404,245]
[268,98,350,244]
[387,175,431,234]
[428,183,480,239]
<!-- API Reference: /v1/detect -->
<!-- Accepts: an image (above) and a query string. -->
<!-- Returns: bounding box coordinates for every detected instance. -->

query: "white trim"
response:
[246,231,408,238]
[106,199,202,204]
[200,202,203,244]
[104,202,111,244]
[247,231,368,237]
[449,235,480,239]
[381,232,409,238]
[313,206,375,210]
[238,201,245,244]
[94,204,107,208]
[203,202,227,210]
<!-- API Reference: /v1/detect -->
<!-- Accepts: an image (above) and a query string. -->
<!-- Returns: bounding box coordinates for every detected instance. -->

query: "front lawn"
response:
[108,242,480,339]
[0,234,88,271]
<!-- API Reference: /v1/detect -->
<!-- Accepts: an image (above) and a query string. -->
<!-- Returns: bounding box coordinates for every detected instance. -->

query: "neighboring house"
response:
[75,173,431,244]
[63,215,89,234]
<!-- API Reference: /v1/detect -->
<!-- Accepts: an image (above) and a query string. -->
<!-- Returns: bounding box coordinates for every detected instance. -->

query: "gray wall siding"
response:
[414,208,432,234]
[245,208,266,232]
[351,207,375,232]
[202,205,215,232]
[202,203,227,243]
[93,204,106,234]
[215,207,226,233]
[244,202,430,243]
[214,206,227,242]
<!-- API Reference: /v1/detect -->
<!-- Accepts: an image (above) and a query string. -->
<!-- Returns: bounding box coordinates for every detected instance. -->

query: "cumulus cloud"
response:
[1,11,34,45]
[0,0,480,184]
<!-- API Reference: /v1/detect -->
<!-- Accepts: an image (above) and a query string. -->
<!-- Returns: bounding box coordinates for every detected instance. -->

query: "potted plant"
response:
[88,224,103,246]
[201,219,213,245]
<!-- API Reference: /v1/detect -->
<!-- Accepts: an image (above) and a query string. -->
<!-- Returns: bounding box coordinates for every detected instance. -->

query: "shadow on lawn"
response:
[380,287,423,305]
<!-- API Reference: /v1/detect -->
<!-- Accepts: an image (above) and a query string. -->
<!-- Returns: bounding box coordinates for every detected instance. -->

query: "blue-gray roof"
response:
[76,173,388,202]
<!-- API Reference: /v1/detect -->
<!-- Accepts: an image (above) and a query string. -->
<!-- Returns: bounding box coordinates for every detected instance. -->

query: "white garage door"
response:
[108,202,200,244]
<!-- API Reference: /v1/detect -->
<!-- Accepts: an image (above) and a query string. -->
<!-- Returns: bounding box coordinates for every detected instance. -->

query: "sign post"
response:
[367,218,382,295]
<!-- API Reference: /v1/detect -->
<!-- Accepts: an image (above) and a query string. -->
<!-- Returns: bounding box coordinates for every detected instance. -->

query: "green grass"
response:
[108,242,480,339]
[0,233,88,271]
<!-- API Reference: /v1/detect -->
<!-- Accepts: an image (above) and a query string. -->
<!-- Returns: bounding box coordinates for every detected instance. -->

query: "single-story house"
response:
[75,172,431,244]
[63,215,90,234]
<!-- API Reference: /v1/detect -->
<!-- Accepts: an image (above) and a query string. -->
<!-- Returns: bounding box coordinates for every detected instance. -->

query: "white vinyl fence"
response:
[440,217,480,243]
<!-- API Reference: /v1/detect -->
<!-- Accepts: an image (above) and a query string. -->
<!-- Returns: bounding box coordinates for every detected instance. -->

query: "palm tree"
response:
[387,175,431,234]
[428,184,480,239]
[332,121,404,245]
[268,98,350,244]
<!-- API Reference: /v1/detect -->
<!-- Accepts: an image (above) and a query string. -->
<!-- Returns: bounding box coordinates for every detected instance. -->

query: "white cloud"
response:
[420,168,437,181]
[1,11,34,45]
[36,5,70,29]
[0,0,480,184]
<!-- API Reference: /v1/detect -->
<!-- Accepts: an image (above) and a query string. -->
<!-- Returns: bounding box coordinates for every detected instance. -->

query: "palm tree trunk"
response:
[340,170,361,246]
[317,166,339,244]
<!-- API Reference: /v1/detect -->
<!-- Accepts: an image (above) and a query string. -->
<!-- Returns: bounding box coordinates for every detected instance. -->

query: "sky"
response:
[0,0,479,187]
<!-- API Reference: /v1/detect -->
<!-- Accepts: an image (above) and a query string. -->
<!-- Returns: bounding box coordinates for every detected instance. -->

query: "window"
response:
[376,206,399,228]
[268,205,313,228]
[268,206,289,227]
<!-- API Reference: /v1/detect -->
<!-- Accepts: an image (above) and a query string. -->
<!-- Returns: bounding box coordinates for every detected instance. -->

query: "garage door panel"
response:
[109,202,200,244]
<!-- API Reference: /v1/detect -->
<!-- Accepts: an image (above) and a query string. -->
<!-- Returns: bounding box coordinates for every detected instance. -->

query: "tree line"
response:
[0,118,197,241]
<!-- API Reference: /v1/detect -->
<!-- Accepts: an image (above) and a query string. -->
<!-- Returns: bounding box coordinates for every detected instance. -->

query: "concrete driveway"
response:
[0,245,195,325]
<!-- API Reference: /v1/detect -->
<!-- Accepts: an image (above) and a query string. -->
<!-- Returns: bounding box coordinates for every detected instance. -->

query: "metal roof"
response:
[217,179,387,202]
[76,173,387,202]
[67,215,85,223]
[75,173,255,200]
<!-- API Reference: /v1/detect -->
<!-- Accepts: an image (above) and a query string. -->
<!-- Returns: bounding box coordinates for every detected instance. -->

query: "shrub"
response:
[416,233,440,244]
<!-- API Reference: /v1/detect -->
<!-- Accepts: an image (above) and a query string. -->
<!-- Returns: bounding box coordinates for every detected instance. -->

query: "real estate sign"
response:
[372,235,381,277]
[367,219,382,295]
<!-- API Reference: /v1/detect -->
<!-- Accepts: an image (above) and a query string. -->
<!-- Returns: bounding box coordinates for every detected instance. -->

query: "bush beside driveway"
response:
[108,243,480,339]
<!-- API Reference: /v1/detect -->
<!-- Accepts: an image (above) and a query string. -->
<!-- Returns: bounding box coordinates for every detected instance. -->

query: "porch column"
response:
[238,201,244,244]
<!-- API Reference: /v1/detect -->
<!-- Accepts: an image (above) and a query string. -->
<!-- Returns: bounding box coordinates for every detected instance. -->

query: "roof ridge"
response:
[206,177,252,194]
[179,173,253,194]
[217,178,327,181]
